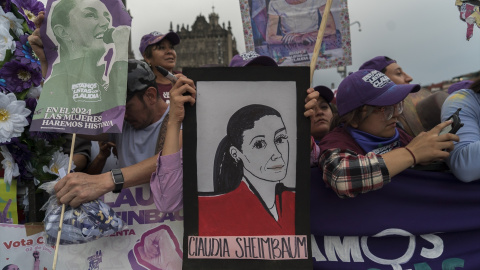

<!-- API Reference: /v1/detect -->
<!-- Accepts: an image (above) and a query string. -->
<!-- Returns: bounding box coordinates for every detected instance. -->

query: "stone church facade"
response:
[171,9,238,70]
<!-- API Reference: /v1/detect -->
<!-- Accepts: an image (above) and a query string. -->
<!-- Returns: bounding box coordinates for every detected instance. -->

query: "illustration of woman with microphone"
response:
[32,0,131,133]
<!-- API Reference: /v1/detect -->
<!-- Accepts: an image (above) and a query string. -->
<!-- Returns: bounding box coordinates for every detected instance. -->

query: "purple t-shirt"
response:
[157,83,172,104]
[156,71,182,104]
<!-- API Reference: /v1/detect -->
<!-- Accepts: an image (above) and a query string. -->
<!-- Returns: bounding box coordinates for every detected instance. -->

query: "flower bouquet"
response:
[0,0,72,222]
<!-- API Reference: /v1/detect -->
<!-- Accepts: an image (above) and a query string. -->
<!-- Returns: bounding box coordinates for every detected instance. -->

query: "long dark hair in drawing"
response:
[213,104,289,194]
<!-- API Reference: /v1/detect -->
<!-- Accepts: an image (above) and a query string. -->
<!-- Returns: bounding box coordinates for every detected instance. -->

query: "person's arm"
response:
[442,91,480,182]
[304,87,319,118]
[63,135,92,172]
[28,11,47,78]
[266,14,283,44]
[383,121,458,177]
[85,142,115,175]
[54,154,158,207]
[151,151,184,212]
[306,88,320,166]
[320,148,390,198]
[150,75,196,212]
[321,121,459,198]
[72,154,88,172]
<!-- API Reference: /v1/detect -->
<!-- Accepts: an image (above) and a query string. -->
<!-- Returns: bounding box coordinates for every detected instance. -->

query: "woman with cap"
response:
[359,56,430,137]
[441,77,480,182]
[318,69,459,198]
[140,31,181,104]
[310,85,335,166]
[311,85,335,141]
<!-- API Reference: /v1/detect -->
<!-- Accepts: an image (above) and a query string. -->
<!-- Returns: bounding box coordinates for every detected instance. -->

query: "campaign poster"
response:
[182,67,312,269]
[311,167,480,269]
[240,0,352,68]
[0,223,55,270]
[30,0,131,135]
[1,184,184,270]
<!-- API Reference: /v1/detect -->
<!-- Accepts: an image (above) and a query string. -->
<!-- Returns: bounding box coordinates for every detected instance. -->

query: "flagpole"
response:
[52,133,76,270]
[310,0,333,84]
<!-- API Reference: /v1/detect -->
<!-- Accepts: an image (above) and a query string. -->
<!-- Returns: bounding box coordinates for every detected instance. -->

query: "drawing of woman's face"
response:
[65,0,111,53]
[232,115,289,182]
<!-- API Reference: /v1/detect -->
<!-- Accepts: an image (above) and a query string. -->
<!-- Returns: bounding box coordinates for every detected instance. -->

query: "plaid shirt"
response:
[319,148,391,198]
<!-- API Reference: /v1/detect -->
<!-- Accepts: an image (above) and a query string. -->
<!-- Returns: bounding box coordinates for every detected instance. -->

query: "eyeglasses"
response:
[376,101,404,120]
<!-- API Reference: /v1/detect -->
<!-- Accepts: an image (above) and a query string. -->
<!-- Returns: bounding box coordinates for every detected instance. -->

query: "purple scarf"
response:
[348,127,400,154]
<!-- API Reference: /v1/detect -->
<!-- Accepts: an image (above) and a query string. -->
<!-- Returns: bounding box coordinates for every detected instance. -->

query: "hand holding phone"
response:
[439,108,464,135]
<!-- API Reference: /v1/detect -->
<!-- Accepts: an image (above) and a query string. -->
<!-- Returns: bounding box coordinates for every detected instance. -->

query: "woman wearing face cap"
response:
[309,85,335,166]
[140,31,181,104]
[317,69,459,198]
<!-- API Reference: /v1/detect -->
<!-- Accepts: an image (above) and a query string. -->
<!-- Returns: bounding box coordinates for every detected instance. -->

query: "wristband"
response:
[404,147,416,167]
[111,169,124,193]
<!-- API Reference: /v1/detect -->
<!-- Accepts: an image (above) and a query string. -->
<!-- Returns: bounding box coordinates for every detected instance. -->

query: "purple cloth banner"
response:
[311,167,480,269]
[30,0,131,135]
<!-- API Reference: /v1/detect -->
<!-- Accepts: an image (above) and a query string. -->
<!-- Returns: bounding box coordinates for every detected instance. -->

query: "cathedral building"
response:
[172,8,238,70]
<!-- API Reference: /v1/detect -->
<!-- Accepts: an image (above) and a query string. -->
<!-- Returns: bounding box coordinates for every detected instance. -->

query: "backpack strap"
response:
[155,112,169,154]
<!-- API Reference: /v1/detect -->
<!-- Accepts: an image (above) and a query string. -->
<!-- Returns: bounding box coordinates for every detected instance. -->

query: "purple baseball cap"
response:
[314,85,334,103]
[139,31,180,55]
[448,80,473,94]
[229,51,278,67]
[359,56,396,72]
[336,69,420,116]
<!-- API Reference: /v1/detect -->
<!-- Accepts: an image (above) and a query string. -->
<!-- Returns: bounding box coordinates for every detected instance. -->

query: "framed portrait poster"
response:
[182,66,312,269]
[239,0,352,69]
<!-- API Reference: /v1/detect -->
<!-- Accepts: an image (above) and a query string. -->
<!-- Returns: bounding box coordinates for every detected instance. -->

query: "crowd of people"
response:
[25,4,480,268]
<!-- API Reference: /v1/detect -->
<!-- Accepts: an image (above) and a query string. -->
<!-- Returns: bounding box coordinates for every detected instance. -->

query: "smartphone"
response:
[439,108,464,135]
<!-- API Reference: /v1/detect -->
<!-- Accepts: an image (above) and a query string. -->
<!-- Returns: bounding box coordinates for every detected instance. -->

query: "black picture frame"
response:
[182,66,312,270]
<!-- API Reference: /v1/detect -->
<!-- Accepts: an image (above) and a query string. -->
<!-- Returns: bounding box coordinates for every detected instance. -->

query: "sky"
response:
[40,0,480,88]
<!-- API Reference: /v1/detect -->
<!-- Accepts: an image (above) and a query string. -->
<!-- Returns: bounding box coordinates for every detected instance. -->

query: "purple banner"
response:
[311,167,480,269]
[31,0,131,135]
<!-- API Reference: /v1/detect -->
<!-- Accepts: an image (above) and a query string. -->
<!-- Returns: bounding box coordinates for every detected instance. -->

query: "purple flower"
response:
[24,97,36,124]
[14,34,40,70]
[25,96,36,110]
[0,61,42,92]
[11,0,44,31]
[1,0,12,12]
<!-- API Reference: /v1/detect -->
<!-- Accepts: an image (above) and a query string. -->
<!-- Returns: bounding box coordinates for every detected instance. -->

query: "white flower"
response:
[0,9,24,37]
[43,150,76,176]
[1,146,20,186]
[0,92,31,143]
[27,85,42,99]
[0,25,15,62]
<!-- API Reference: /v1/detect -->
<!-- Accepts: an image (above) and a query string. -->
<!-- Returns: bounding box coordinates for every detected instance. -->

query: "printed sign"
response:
[1,184,184,270]
[182,67,312,269]
[240,0,352,68]
[30,0,131,135]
